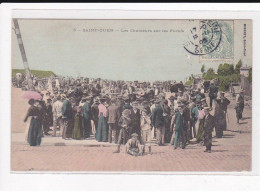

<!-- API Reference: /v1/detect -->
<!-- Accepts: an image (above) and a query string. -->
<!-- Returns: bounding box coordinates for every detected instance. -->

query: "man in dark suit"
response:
[173,104,186,149]
[131,101,141,141]
[61,94,73,139]
[91,98,99,133]
[83,96,92,138]
[107,98,121,143]
[202,107,215,153]
[182,99,191,143]
[209,80,218,110]
[152,99,165,146]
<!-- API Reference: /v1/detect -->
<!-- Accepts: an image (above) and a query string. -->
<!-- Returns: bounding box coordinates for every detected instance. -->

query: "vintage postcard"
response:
[11,18,252,172]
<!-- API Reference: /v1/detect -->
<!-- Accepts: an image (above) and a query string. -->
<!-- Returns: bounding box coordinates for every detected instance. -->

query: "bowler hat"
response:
[94,98,99,103]
[154,99,161,104]
[85,96,92,101]
[132,101,138,105]
[28,99,35,105]
[131,133,139,137]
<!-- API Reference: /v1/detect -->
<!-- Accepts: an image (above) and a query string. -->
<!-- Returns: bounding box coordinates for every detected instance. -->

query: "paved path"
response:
[11,123,251,172]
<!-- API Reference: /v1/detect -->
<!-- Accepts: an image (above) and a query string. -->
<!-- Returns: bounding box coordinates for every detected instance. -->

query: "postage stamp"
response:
[200,20,234,61]
[183,20,234,61]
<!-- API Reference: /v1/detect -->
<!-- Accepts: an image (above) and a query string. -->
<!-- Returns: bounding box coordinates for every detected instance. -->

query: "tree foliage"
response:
[218,74,240,91]
[201,64,205,73]
[235,60,242,74]
[201,60,243,92]
[12,69,56,78]
[202,68,218,80]
[217,63,234,76]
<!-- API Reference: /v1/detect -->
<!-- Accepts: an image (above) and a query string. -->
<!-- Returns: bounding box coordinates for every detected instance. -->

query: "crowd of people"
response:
[20,75,245,156]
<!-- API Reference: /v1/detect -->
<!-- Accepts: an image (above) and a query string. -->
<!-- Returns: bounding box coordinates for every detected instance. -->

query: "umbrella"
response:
[22,91,42,100]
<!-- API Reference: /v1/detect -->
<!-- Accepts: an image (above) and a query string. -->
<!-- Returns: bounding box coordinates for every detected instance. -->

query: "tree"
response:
[218,74,240,91]
[207,68,215,74]
[201,64,205,74]
[235,60,242,74]
[217,63,234,76]
[202,68,218,80]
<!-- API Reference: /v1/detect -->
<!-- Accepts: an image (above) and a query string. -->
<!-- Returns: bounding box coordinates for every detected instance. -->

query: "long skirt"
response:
[164,117,172,143]
[83,117,92,138]
[196,120,204,143]
[204,132,212,148]
[72,115,84,140]
[215,114,226,138]
[96,113,108,142]
[27,117,42,146]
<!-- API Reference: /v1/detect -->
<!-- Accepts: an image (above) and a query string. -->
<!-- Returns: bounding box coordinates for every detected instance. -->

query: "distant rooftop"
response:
[240,66,252,70]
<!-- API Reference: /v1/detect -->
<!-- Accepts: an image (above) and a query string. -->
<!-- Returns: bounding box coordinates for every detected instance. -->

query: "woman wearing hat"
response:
[235,101,243,124]
[236,90,245,118]
[24,99,44,146]
[214,93,230,138]
[82,96,92,139]
[96,97,108,142]
[72,106,84,140]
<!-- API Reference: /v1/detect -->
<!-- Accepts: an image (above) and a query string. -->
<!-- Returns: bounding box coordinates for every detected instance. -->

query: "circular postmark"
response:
[184,20,222,55]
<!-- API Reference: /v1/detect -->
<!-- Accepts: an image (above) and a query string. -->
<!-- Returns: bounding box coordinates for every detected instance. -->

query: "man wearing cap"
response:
[236,90,245,118]
[131,101,141,141]
[45,97,53,133]
[182,99,191,143]
[107,98,121,143]
[83,96,92,139]
[173,104,186,149]
[209,80,218,110]
[122,97,132,111]
[152,99,165,146]
[202,107,215,153]
[195,90,202,102]
[52,95,63,137]
[125,133,145,156]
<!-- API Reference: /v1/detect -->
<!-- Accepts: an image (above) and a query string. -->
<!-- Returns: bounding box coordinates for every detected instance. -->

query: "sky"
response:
[12,19,251,82]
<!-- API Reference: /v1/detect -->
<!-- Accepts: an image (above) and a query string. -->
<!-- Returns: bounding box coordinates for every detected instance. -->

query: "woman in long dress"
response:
[196,105,205,143]
[72,106,84,140]
[96,97,108,142]
[214,96,230,138]
[24,99,43,146]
